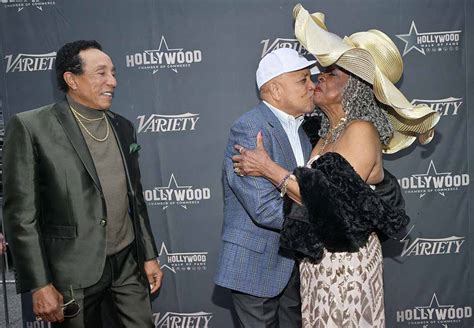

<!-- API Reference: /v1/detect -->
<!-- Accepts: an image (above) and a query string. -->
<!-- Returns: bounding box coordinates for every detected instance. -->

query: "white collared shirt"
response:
[263,101,305,167]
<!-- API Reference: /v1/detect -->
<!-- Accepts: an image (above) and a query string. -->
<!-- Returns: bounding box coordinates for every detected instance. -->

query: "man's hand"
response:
[144,259,163,294]
[32,284,64,322]
[0,233,6,255]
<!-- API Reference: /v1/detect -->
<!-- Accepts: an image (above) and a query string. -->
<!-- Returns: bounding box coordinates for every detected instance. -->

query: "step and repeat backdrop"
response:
[1,0,473,327]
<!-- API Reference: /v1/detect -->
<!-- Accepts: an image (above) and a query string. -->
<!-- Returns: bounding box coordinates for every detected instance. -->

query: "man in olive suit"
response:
[3,40,162,327]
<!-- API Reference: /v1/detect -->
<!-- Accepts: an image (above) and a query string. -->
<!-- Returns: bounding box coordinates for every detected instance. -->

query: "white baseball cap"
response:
[256,47,318,89]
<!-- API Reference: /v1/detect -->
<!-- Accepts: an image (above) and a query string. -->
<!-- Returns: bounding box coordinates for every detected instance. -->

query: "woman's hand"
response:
[233,131,272,178]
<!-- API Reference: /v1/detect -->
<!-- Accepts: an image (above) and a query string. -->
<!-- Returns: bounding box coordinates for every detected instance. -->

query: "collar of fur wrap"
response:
[280,152,409,263]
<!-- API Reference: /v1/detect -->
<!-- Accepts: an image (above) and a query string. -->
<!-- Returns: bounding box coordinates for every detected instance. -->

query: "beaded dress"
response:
[299,155,385,328]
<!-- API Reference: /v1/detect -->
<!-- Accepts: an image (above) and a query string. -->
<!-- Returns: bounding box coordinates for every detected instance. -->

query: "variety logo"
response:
[260,38,308,58]
[396,21,462,56]
[4,52,56,73]
[411,97,463,117]
[398,160,469,198]
[153,312,212,328]
[396,293,472,326]
[136,113,200,133]
[143,174,211,209]
[2,0,55,11]
[158,243,207,273]
[125,36,202,74]
[400,235,465,257]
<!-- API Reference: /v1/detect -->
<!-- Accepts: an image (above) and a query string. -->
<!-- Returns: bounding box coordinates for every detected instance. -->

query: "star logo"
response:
[416,293,453,310]
[144,173,211,209]
[396,21,426,56]
[396,21,462,56]
[125,36,202,75]
[157,242,208,274]
[144,36,183,74]
[155,174,192,210]
[158,243,175,273]
[417,294,453,328]
[412,160,451,198]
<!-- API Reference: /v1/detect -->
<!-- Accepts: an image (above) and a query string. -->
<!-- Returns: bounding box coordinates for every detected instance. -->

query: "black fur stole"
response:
[280,152,409,263]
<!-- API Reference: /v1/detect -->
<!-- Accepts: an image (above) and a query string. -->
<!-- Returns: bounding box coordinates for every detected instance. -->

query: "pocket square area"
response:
[129,143,141,154]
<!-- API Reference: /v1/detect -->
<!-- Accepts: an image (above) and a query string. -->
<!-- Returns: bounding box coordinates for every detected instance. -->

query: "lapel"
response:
[106,111,134,192]
[258,102,297,169]
[52,99,102,192]
[299,126,312,161]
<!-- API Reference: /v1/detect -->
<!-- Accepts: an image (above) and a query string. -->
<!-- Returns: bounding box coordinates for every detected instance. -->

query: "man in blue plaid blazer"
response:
[215,48,317,327]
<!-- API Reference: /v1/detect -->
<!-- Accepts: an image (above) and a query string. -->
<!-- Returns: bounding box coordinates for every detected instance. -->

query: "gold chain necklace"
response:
[319,117,347,155]
[70,106,106,122]
[69,105,110,142]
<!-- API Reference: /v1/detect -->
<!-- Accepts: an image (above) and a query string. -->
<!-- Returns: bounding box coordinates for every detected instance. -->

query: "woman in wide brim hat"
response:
[294,4,439,154]
[231,4,440,327]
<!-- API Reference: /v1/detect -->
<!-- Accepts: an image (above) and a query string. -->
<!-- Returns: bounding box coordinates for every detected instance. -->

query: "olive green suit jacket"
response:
[3,99,158,293]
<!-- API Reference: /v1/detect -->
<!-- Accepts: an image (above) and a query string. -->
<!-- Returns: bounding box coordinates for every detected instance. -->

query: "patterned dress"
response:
[299,155,385,328]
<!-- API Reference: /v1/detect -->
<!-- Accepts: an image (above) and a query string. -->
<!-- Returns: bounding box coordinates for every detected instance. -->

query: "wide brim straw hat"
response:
[293,4,440,154]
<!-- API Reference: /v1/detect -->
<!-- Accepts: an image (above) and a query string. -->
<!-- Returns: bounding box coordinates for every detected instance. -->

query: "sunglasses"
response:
[62,286,81,318]
[35,286,80,321]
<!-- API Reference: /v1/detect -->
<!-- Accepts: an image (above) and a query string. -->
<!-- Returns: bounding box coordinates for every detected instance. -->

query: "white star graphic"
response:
[156,174,192,190]
[412,160,451,198]
[396,21,426,56]
[144,36,183,74]
[155,174,192,209]
[158,243,176,273]
[416,293,453,310]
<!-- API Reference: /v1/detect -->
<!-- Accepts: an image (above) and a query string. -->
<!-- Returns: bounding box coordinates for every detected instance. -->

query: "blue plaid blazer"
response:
[214,102,312,297]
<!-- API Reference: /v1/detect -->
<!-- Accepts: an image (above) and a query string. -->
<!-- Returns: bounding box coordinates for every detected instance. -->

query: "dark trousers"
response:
[231,264,301,328]
[52,244,153,328]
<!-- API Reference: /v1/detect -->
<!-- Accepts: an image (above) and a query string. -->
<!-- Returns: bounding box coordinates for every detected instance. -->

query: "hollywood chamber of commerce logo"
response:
[2,0,55,11]
[260,37,308,58]
[397,160,469,198]
[411,97,463,117]
[4,52,56,73]
[400,231,465,257]
[136,113,200,134]
[396,21,462,56]
[143,174,211,210]
[396,293,472,326]
[125,36,202,75]
[158,243,207,273]
[25,321,51,328]
[153,311,212,328]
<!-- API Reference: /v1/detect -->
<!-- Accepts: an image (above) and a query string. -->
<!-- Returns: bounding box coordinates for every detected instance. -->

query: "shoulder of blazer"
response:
[235,102,280,129]
[14,102,57,122]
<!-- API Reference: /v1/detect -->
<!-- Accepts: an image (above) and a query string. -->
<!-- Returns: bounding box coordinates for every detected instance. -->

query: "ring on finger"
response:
[234,167,241,174]
[238,146,245,154]
[35,316,42,321]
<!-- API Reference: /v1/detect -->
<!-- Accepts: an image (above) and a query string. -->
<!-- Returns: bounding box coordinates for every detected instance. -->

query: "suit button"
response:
[100,219,107,226]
